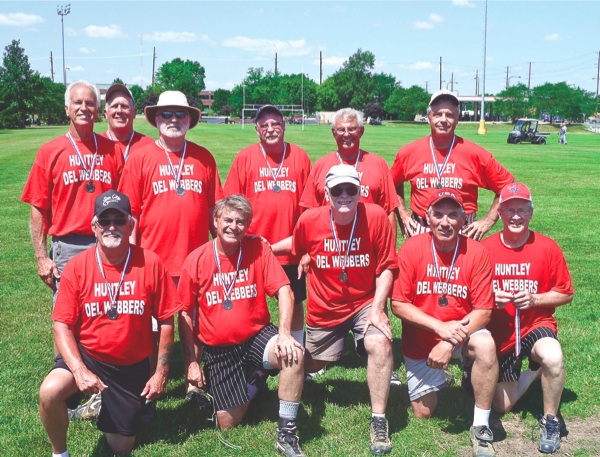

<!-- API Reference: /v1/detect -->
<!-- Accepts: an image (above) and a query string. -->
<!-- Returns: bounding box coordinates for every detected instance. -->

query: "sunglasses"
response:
[159,111,188,120]
[329,185,359,197]
[97,217,127,228]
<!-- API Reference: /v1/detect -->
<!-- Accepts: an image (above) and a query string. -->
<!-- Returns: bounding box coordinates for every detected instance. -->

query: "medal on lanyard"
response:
[259,143,286,193]
[337,149,363,171]
[159,139,187,196]
[329,209,358,283]
[213,240,243,310]
[430,136,455,190]
[108,130,134,162]
[513,292,522,357]
[67,133,99,193]
[95,247,132,320]
[431,235,461,307]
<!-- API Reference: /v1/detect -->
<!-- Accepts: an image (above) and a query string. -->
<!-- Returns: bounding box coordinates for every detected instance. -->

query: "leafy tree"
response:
[129,84,145,110]
[155,58,206,100]
[220,104,233,116]
[112,77,125,85]
[530,82,594,122]
[384,85,429,121]
[364,102,385,120]
[211,88,231,114]
[0,39,37,128]
[494,83,532,120]
[32,76,67,125]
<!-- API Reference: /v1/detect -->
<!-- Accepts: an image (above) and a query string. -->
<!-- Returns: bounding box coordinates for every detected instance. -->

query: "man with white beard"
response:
[39,190,179,456]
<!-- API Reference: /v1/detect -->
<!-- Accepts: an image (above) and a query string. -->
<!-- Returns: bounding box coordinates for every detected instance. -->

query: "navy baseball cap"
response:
[94,191,131,217]
[255,105,283,122]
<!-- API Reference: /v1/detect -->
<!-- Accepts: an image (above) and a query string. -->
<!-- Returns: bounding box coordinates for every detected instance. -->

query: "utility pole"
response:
[475,70,479,96]
[596,51,600,116]
[528,62,532,89]
[152,47,156,87]
[439,56,443,90]
[425,81,429,92]
[275,53,278,74]
[50,51,54,82]
[57,4,71,85]
[506,66,509,90]
[478,0,488,134]
[320,51,322,84]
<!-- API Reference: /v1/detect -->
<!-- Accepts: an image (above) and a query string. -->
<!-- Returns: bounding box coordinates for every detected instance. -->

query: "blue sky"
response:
[1,0,598,97]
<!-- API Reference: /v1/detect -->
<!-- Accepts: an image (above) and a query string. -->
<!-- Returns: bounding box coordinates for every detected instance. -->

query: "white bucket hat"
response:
[144,91,201,129]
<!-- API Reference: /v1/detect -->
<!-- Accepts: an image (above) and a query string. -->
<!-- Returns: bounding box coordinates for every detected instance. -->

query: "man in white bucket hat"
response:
[118,90,223,410]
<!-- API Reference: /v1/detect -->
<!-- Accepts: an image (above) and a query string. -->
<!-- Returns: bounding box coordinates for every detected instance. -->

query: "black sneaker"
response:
[390,372,402,386]
[275,422,306,457]
[538,414,561,454]
[140,399,156,424]
[369,416,392,455]
[185,387,214,419]
[470,425,495,457]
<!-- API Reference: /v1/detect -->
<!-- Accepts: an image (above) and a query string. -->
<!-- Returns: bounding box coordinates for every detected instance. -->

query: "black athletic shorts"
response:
[203,323,278,411]
[498,327,558,383]
[281,264,307,303]
[52,346,149,436]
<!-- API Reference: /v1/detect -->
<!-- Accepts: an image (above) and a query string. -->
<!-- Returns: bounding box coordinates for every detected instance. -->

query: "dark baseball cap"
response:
[255,104,283,123]
[94,191,131,217]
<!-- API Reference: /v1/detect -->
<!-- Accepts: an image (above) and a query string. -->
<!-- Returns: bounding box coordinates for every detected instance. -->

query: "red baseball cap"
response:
[499,182,532,204]
[429,187,464,208]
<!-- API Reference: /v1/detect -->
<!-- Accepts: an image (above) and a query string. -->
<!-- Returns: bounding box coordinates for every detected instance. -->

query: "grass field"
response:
[1,120,599,456]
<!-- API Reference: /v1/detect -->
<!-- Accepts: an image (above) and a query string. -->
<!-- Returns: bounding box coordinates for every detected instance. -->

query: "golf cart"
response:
[507,119,550,144]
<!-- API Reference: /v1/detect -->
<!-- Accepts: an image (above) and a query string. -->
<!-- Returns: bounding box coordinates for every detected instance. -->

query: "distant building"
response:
[199,91,214,110]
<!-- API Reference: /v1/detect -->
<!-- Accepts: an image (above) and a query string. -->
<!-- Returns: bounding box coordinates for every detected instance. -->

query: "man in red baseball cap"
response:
[391,187,499,457]
[482,182,574,454]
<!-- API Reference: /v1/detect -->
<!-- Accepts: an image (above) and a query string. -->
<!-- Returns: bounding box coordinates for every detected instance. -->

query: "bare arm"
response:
[178,310,206,388]
[462,194,500,241]
[270,235,292,256]
[395,184,418,238]
[495,290,573,311]
[54,321,107,394]
[364,269,394,341]
[30,205,58,289]
[142,316,175,400]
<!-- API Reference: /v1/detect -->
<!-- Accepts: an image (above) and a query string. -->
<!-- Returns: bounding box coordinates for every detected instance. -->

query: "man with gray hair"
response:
[390,90,514,241]
[22,80,123,304]
[101,83,154,162]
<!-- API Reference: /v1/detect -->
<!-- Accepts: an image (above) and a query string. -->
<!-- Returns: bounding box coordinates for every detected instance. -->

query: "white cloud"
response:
[65,27,77,37]
[429,14,443,23]
[78,47,95,54]
[315,56,347,67]
[372,22,383,29]
[222,36,311,57]
[0,12,44,27]
[544,33,560,41]
[452,0,474,7]
[415,21,434,30]
[409,61,434,71]
[143,32,197,42]
[84,25,126,39]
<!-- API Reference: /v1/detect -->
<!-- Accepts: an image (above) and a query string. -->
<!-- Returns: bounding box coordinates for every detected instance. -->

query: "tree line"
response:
[1,39,596,129]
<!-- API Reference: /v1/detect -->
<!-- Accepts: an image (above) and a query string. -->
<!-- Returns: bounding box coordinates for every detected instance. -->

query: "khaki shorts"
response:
[305,304,386,361]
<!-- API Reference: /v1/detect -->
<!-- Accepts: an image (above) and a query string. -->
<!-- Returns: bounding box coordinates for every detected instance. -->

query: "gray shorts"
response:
[50,234,96,303]
[405,327,490,402]
[305,304,385,361]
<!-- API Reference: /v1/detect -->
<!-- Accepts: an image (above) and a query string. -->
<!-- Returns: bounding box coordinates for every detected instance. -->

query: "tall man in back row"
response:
[391,90,514,240]
[482,183,574,454]
[102,83,154,162]
[391,188,498,457]
[293,164,397,455]
[224,104,312,344]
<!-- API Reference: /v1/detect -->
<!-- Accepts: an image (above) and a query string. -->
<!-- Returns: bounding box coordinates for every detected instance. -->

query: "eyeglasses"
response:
[257,121,283,130]
[96,217,127,228]
[329,185,359,197]
[159,111,188,120]
[334,127,359,135]
[502,208,531,217]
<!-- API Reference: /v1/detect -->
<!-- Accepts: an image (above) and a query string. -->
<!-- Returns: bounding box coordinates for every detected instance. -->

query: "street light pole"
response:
[57,4,71,85]
[478,0,488,135]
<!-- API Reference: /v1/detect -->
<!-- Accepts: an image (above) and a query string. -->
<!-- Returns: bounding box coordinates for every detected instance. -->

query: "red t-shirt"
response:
[118,141,223,277]
[224,142,312,265]
[300,151,399,215]
[482,231,573,355]
[100,131,155,162]
[390,136,514,217]
[179,236,290,346]
[392,233,494,360]
[52,245,180,366]
[21,134,124,236]
[293,202,398,328]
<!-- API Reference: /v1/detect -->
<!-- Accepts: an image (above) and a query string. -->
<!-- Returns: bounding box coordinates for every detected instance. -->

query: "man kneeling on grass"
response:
[483,183,574,454]
[39,191,179,456]
[178,195,306,457]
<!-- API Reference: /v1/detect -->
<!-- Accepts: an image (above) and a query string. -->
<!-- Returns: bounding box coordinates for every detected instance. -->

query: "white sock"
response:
[372,413,386,419]
[472,406,491,427]
[53,451,69,457]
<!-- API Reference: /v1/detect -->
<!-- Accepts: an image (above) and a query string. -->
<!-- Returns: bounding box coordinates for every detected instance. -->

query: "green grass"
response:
[1,120,599,456]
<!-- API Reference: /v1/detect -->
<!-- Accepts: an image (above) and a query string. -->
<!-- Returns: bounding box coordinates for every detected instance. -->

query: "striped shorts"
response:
[203,323,278,411]
[498,326,558,383]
